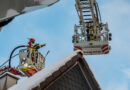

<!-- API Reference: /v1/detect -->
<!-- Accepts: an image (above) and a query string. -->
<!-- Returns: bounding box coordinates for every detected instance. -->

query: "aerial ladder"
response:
[73,0,112,55]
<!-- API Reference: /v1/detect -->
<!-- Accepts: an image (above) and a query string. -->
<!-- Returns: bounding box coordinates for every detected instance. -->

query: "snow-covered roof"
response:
[8,50,82,90]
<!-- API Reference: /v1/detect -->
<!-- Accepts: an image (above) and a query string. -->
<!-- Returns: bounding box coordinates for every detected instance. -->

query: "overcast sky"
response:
[0,0,130,90]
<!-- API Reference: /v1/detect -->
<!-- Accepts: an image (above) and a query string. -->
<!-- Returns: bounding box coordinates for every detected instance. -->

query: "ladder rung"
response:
[80,2,89,5]
[84,18,92,20]
[80,2,90,5]
[83,15,92,16]
[80,0,88,1]
[82,11,91,12]
[80,7,91,9]
[80,1,89,3]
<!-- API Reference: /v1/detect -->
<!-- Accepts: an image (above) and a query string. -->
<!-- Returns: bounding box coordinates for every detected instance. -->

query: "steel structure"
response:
[73,0,112,55]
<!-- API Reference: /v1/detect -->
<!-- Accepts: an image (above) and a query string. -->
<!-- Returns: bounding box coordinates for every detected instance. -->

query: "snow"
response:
[8,50,82,90]
[23,5,47,12]
[40,0,59,5]
[6,9,19,17]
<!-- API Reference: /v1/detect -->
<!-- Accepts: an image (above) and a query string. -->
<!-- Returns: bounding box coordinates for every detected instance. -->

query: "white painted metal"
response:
[74,41,109,47]
[18,49,45,76]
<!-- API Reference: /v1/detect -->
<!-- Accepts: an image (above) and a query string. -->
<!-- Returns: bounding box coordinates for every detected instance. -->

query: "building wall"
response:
[45,65,90,90]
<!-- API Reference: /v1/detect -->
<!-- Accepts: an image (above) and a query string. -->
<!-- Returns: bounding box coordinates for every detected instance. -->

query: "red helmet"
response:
[30,38,35,42]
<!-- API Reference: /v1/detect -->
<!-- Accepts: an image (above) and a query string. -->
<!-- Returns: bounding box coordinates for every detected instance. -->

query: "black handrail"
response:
[8,45,27,69]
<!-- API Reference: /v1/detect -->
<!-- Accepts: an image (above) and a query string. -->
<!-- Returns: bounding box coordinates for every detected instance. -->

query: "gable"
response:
[45,64,90,90]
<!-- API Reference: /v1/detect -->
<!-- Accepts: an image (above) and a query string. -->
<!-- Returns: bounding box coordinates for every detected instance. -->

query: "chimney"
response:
[0,72,19,90]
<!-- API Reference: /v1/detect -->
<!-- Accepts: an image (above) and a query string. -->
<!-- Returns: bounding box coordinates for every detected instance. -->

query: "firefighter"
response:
[27,38,35,61]
[31,43,46,64]
[27,38,46,64]
[86,26,90,41]
[28,38,35,48]
[87,19,96,41]
[89,26,95,41]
